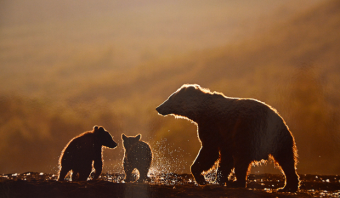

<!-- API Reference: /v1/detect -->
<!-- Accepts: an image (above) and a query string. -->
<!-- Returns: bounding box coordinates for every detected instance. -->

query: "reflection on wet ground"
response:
[1,172,339,197]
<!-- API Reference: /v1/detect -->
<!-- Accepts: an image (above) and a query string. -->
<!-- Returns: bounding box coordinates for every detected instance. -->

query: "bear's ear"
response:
[93,125,99,131]
[193,84,201,89]
[136,134,141,141]
[122,134,127,141]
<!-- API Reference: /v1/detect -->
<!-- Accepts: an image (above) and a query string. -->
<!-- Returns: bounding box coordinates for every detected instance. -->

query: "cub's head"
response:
[156,84,209,121]
[93,125,118,149]
[122,134,141,150]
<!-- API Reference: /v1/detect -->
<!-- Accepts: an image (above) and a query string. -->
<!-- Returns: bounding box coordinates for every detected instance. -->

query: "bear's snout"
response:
[112,141,118,148]
[156,105,167,115]
[156,106,162,113]
[107,141,118,149]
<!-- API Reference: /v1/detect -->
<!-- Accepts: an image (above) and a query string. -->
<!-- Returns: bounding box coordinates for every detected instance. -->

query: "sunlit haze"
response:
[1,0,339,178]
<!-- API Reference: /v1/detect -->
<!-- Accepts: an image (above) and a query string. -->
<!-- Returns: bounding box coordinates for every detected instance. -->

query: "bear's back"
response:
[218,98,290,159]
[61,132,98,165]
[125,141,152,163]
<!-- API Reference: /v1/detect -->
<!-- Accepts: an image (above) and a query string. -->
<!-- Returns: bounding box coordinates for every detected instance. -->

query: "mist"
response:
[1,0,339,177]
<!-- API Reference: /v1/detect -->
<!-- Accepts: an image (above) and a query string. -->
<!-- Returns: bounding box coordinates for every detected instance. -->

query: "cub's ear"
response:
[93,125,99,131]
[122,134,127,141]
[136,134,141,141]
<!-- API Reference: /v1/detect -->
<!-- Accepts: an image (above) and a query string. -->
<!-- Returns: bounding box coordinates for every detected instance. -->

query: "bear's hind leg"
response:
[77,166,93,181]
[231,159,251,188]
[272,152,299,192]
[71,170,79,181]
[124,164,134,182]
[138,166,150,182]
[78,171,90,181]
[191,146,219,185]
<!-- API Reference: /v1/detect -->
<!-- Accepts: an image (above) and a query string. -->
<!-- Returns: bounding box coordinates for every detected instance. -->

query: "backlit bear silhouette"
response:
[156,84,300,192]
[122,134,152,182]
[58,126,117,181]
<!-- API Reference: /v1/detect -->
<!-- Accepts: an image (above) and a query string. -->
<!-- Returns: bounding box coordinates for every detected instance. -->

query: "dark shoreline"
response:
[1,173,339,197]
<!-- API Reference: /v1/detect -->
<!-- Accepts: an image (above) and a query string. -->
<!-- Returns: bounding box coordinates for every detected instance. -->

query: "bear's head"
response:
[156,84,209,122]
[122,134,141,150]
[93,126,118,149]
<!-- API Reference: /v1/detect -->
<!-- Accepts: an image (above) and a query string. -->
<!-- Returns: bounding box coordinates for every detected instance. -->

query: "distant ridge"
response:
[81,0,340,101]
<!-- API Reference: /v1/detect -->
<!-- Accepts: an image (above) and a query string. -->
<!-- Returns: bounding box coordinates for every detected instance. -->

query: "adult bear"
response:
[156,84,300,192]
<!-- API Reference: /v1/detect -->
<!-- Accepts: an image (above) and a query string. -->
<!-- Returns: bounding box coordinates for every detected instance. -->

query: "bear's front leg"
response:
[216,152,234,185]
[191,146,219,185]
[93,159,103,179]
[123,160,134,182]
[58,167,70,181]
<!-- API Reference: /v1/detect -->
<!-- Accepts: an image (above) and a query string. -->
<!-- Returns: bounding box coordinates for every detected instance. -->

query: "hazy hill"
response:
[98,0,340,99]
[0,0,323,96]
[1,0,339,175]
[77,0,340,174]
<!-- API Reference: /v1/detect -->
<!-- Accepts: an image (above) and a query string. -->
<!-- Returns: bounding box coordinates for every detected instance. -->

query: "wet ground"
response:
[0,172,339,197]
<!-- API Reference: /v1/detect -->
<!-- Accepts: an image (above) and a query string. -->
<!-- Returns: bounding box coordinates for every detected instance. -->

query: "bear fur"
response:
[156,84,300,192]
[122,134,152,182]
[58,126,118,181]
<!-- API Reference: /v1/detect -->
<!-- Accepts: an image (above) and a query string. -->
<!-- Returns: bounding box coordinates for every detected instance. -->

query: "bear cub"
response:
[58,126,118,181]
[122,134,152,182]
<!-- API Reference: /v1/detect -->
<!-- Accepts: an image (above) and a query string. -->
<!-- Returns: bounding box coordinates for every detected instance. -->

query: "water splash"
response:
[150,138,188,175]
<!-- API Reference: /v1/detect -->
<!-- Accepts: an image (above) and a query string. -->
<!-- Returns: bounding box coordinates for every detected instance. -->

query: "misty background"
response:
[1,0,339,176]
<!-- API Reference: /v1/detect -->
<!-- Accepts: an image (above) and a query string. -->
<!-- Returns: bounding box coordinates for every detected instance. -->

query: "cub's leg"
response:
[93,159,103,179]
[76,165,92,181]
[72,170,79,181]
[138,165,151,182]
[124,163,135,182]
